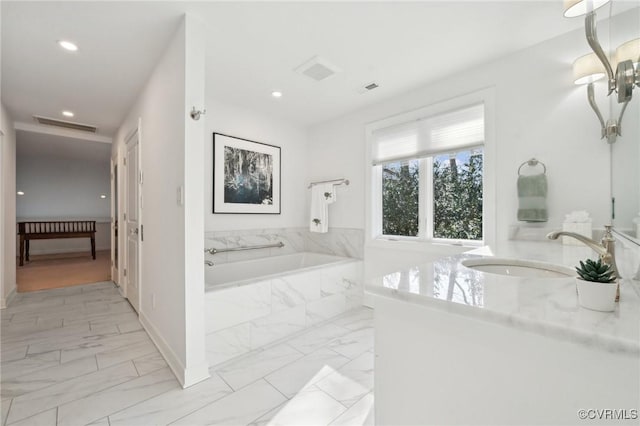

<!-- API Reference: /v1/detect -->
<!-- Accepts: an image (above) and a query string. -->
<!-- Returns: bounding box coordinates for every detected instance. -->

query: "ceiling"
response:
[1,1,634,137]
[201,1,587,127]
[2,2,183,137]
[16,130,112,163]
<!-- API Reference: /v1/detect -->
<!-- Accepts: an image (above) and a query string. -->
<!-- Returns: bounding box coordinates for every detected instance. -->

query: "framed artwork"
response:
[213,133,281,214]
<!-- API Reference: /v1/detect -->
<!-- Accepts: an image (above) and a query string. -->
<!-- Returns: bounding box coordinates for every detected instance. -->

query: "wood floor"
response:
[16,250,111,293]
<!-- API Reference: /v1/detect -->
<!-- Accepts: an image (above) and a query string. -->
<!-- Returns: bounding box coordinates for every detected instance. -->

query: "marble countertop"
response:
[366,241,640,355]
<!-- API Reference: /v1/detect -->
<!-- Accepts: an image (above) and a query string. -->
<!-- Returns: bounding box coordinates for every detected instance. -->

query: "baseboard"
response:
[139,312,186,384]
[183,359,210,388]
[139,311,210,388]
[25,246,110,256]
[1,287,17,309]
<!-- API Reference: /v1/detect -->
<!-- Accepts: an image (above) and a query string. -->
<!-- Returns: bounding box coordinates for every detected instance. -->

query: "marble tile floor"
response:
[1,281,374,426]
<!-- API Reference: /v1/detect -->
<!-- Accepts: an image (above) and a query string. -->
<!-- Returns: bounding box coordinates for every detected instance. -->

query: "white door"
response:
[125,130,141,313]
[0,131,4,295]
[110,159,119,285]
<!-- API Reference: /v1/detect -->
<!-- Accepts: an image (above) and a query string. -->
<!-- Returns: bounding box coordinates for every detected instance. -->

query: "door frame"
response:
[110,157,118,285]
[123,118,142,312]
[0,130,5,305]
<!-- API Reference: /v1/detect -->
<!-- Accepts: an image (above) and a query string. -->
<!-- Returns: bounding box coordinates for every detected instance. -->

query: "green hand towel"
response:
[517,173,548,222]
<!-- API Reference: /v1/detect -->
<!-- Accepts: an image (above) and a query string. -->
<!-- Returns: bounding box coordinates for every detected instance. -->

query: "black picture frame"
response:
[212,133,281,214]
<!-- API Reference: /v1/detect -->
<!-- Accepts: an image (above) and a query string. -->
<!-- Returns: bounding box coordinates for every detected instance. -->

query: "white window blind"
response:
[371,103,484,165]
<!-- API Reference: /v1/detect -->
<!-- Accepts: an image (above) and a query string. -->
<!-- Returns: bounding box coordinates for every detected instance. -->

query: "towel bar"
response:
[307,178,350,189]
[518,158,546,175]
[205,241,284,255]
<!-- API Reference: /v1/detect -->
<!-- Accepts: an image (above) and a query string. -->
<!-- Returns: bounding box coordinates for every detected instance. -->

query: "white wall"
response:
[15,155,111,255]
[182,13,208,387]
[307,118,364,231]
[204,99,309,231]
[16,155,110,219]
[1,103,17,308]
[113,15,208,388]
[308,16,623,248]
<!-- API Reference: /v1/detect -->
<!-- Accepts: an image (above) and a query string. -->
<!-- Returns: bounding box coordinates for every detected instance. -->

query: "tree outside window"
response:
[433,150,483,240]
[380,149,483,241]
[382,160,419,236]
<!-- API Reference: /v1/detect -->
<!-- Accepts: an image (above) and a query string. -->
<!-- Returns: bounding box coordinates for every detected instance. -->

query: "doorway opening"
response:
[15,130,112,292]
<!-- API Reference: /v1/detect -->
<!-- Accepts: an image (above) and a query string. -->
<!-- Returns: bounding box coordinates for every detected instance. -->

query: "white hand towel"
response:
[310,183,334,233]
[323,184,337,205]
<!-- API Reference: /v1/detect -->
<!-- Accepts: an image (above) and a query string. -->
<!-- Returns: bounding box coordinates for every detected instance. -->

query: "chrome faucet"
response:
[546,225,619,279]
[205,260,214,267]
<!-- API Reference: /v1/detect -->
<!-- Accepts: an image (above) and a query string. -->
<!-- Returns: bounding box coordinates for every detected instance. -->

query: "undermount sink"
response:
[461,258,575,279]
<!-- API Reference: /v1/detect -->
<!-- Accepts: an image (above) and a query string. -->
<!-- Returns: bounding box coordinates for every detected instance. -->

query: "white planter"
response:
[576,278,618,312]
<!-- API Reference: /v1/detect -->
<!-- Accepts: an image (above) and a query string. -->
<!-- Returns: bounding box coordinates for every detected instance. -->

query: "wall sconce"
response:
[615,38,640,102]
[573,52,623,143]
[565,0,640,144]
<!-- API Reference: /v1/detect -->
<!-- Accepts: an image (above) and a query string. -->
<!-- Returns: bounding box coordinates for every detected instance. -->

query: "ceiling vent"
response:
[33,116,98,133]
[357,81,380,94]
[294,56,340,82]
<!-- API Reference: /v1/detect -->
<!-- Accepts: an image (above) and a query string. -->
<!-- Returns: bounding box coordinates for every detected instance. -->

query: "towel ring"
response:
[518,158,546,176]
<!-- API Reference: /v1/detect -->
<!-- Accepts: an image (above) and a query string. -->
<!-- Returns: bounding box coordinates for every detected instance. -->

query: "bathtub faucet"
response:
[205,260,214,267]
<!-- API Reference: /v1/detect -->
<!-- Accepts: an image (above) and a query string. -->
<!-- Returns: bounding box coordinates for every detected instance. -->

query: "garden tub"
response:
[204,252,363,366]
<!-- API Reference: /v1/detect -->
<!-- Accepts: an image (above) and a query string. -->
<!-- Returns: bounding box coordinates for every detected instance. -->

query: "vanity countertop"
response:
[366,240,640,355]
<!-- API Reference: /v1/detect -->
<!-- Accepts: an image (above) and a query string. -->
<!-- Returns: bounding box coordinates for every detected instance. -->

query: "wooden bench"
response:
[17,221,96,266]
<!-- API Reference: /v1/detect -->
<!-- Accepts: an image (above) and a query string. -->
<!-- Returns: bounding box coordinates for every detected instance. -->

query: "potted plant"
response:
[575,258,618,312]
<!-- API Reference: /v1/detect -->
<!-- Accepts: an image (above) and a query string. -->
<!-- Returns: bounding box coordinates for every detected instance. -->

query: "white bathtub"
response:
[204,252,363,366]
[205,252,351,290]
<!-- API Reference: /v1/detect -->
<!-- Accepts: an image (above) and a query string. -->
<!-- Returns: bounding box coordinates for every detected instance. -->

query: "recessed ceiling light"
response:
[271,91,283,98]
[100,195,107,199]
[62,111,74,117]
[58,40,78,52]
[17,191,25,196]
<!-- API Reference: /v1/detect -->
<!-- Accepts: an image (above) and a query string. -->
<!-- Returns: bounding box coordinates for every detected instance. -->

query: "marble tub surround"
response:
[205,258,364,366]
[204,228,305,264]
[367,240,640,355]
[304,228,364,259]
[205,253,353,291]
[204,227,364,265]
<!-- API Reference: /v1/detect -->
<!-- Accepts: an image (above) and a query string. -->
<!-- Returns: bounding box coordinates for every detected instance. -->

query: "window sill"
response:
[366,237,483,254]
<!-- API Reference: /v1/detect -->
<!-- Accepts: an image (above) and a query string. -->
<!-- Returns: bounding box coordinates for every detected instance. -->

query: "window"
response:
[432,149,483,240]
[382,159,420,236]
[372,103,485,243]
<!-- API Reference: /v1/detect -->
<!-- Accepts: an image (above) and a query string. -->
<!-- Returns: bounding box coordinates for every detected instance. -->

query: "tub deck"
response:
[205,252,354,291]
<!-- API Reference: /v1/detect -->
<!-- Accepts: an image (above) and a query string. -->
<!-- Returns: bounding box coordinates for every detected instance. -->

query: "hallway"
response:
[16,250,111,292]
[1,282,374,425]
